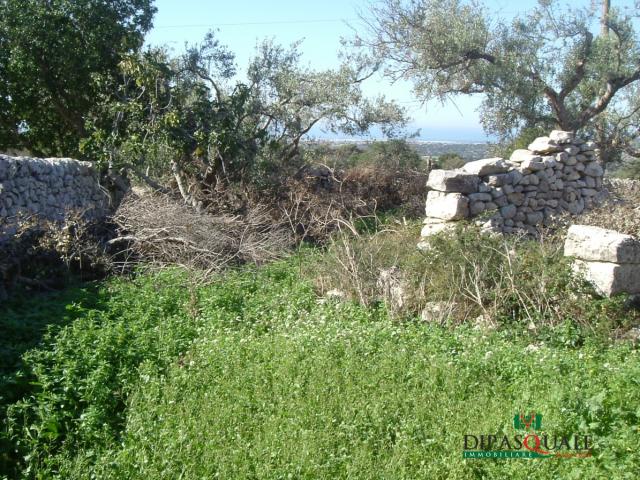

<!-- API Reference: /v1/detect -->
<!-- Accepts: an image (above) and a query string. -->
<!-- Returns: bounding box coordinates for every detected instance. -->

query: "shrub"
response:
[432,153,465,170]
[307,223,640,331]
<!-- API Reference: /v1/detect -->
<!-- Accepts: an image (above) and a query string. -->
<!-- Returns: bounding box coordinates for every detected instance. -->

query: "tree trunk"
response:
[601,0,610,37]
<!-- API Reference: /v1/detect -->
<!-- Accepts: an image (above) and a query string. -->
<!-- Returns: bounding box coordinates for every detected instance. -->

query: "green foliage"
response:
[2,258,639,478]
[433,153,466,170]
[82,34,408,190]
[304,140,423,171]
[311,223,640,331]
[490,126,547,160]
[0,0,156,157]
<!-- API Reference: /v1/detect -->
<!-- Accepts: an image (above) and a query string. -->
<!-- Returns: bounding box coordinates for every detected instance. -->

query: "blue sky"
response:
[145,0,635,142]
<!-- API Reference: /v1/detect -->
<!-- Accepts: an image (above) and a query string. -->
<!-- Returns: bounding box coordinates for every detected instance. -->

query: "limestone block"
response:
[510,149,541,163]
[528,137,562,154]
[549,130,575,144]
[421,222,457,238]
[425,191,469,220]
[426,169,479,193]
[573,260,640,296]
[564,225,640,263]
[462,157,511,176]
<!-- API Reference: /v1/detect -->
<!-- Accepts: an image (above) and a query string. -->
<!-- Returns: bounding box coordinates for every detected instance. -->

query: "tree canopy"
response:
[354,0,640,163]
[0,0,156,156]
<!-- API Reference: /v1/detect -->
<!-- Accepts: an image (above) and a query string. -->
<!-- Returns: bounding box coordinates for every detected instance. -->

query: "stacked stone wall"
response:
[0,154,110,234]
[421,130,604,238]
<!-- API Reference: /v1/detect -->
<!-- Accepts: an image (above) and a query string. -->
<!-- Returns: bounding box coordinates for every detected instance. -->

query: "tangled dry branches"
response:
[110,193,294,275]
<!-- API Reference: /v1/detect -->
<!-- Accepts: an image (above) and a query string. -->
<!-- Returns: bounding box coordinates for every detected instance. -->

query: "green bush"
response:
[433,153,466,170]
[304,140,423,171]
[308,223,640,331]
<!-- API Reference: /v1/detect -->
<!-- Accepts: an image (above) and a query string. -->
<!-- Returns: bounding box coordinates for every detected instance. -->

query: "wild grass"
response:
[1,251,639,479]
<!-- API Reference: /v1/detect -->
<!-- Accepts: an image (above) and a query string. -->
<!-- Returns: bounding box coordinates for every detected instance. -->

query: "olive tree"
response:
[83,33,407,205]
[354,0,640,164]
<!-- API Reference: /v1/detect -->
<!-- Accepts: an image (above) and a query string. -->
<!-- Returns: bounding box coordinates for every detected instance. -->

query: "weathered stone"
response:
[485,174,509,187]
[425,191,469,221]
[468,192,492,202]
[565,225,640,263]
[500,204,517,219]
[469,201,486,215]
[521,158,545,172]
[549,130,575,144]
[510,149,541,163]
[573,260,640,297]
[421,222,457,238]
[526,212,544,225]
[462,157,511,176]
[507,192,525,206]
[421,301,451,323]
[584,162,603,177]
[528,137,562,154]
[494,195,508,207]
[564,145,580,156]
[426,169,479,193]
[478,182,491,193]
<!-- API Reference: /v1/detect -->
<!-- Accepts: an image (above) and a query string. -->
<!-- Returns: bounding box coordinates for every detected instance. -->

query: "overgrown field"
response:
[2,235,640,479]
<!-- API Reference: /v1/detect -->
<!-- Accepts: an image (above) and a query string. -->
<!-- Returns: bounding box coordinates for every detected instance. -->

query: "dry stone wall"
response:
[421,130,605,239]
[0,154,110,234]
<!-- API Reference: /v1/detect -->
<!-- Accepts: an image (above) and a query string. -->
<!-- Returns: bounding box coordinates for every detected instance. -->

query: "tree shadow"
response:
[0,281,105,477]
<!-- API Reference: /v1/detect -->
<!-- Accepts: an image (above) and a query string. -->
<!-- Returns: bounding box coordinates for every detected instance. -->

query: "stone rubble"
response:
[421,131,605,238]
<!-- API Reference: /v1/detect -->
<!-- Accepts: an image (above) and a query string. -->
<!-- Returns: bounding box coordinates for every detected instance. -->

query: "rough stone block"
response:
[584,162,603,177]
[426,169,479,193]
[528,137,562,154]
[462,157,511,176]
[564,145,580,156]
[421,222,457,238]
[500,204,517,219]
[549,130,575,144]
[510,149,541,163]
[425,191,469,221]
[521,158,545,172]
[573,260,640,296]
[564,225,640,263]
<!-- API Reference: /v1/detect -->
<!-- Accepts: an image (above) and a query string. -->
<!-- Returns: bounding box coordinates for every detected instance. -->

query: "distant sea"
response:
[308,125,495,144]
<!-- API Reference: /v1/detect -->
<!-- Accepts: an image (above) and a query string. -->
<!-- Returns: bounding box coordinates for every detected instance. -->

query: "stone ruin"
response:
[420,130,604,240]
